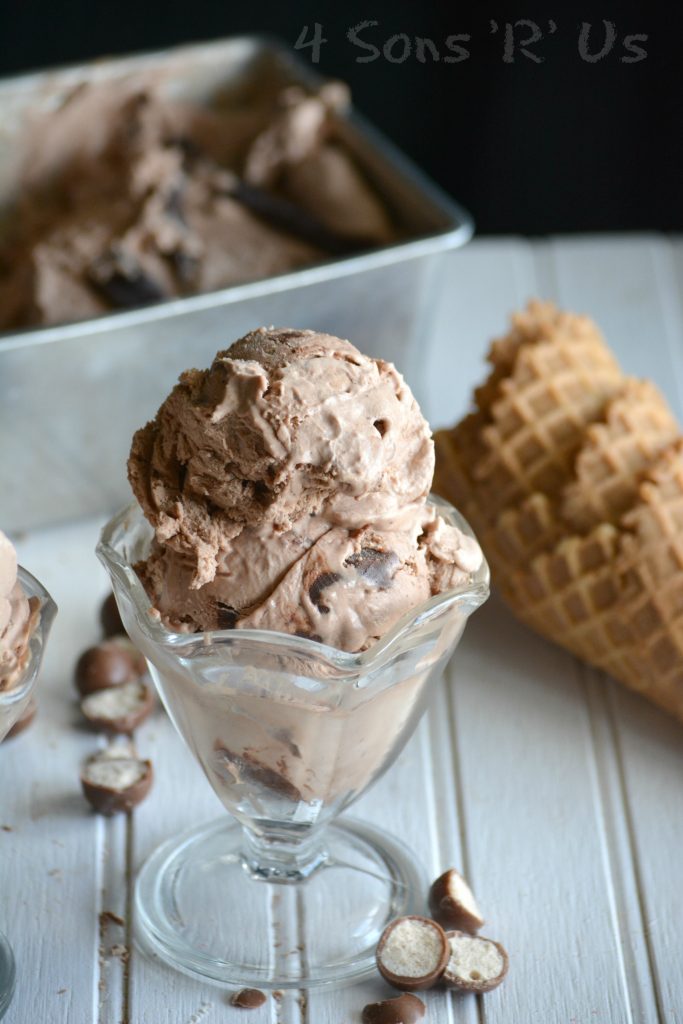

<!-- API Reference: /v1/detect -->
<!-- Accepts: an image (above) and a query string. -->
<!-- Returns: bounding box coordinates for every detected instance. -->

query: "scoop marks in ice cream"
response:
[0,530,38,690]
[128,328,481,651]
[0,81,394,331]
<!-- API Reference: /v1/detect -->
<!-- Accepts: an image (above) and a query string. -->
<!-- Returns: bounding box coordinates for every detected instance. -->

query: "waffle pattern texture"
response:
[434,300,683,721]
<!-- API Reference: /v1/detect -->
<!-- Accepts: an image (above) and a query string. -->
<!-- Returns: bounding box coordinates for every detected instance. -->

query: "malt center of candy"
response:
[448,936,504,981]
[85,760,147,790]
[382,922,444,977]
[82,681,145,717]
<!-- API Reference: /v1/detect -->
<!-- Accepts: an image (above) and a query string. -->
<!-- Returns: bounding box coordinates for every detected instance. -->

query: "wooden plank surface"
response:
[2,235,683,1024]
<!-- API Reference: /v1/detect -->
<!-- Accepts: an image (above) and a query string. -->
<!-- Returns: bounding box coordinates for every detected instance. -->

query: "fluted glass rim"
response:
[97,496,489,672]
[0,566,57,716]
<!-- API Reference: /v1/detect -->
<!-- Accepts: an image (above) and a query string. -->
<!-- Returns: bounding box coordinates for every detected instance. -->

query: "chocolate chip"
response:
[164,185,186,226]
[213,744,301,802]
[216,603,238,629]
[229,179,361,255]
[89,250,167,309]
[270,330,309,341]
[166,135,204,162]
[344,548,400,589]
[252,480,271,503]
[309,571,341,613]
[274,729,301,758]
[373,419,389,437]
[170,250,199,286]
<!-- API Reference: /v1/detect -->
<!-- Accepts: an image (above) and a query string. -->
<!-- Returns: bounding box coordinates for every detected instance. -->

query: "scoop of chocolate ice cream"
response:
[128,328,436,586]
[129,329,482,651]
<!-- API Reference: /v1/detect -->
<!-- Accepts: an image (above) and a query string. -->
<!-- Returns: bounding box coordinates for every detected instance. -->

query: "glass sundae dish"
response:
[97,327,489,987]
[0,543,57,1019]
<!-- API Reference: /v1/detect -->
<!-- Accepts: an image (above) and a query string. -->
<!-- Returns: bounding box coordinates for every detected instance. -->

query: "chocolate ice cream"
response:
[0,530,38,692]
[128,328,481,651]
[0,79,395,331]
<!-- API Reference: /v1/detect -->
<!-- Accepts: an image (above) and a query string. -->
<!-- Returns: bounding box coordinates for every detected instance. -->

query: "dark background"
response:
[1,1,680,234]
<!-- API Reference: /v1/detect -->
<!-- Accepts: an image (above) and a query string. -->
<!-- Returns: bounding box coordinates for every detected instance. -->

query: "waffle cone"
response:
[433,300,683,722]
[434,314,624,526]
[475,300,606,414]
[507,443,683,720]
[480,379,679,577]
[433,413,486,520]
[490,493,562,569]
[612,442,683,717]
[474,334,624,516]
[509,523,623,663]
[561,379,679,531]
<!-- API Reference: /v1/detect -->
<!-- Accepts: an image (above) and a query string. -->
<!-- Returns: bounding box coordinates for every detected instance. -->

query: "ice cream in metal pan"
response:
[0,37,472,533]
[0,75,394,331]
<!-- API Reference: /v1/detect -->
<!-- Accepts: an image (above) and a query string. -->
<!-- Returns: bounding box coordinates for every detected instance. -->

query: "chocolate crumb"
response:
[99,910,125,928]
[231,988,267,1009]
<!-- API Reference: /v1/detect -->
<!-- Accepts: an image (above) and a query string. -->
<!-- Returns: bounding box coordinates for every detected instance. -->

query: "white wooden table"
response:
[4,234,683,1024]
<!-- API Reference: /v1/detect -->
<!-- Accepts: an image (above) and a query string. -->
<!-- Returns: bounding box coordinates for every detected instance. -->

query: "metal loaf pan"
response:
[0,36,472,532]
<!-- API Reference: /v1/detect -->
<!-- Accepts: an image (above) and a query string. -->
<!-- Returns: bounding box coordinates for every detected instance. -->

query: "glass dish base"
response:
[0,932,15,1020]
[135,816,424,989]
